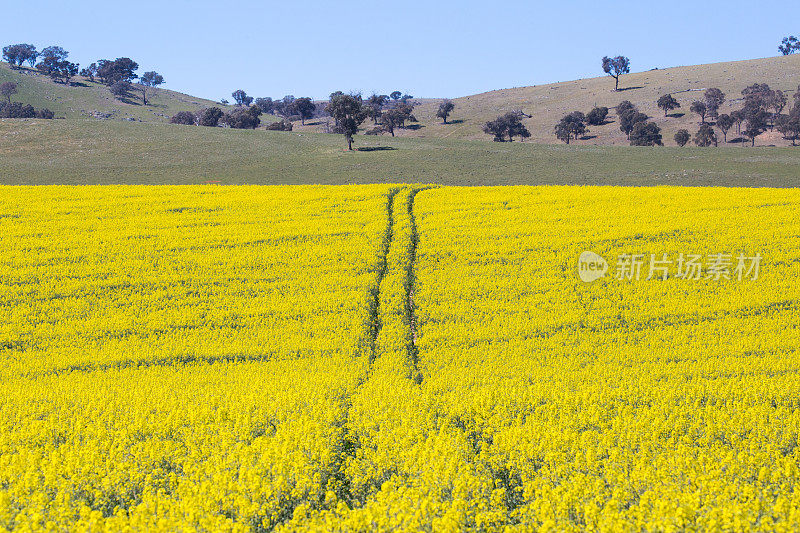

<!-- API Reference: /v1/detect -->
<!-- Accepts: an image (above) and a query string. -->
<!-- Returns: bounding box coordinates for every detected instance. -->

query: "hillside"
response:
[1,119,799,187]
[293,55,800,146]
[0,62,230,122]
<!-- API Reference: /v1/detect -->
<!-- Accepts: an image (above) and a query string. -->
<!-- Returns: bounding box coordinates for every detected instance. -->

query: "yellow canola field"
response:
[0,185,394,531]
[2,185,800,532]
[315,186,800,532]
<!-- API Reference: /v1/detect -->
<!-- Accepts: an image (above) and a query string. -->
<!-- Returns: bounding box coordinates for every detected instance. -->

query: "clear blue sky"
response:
[4,0,798,101]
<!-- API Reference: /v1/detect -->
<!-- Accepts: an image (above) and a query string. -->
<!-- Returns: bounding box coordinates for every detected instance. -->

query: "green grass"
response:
[1,119,799,186]
[0,62,231,122]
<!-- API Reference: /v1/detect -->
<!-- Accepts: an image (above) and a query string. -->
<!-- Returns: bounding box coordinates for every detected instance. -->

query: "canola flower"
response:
[2,185,800,531]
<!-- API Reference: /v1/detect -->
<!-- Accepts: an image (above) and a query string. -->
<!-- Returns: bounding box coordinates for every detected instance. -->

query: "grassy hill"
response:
[0,62,230,122]
[294,55,800,147]
[1,119,799,187]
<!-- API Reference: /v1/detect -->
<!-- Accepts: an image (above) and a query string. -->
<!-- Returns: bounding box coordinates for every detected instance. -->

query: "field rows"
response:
[1,186,800,531]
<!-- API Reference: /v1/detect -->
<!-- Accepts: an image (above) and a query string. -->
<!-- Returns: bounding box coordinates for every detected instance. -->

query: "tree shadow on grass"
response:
[667,112,685,118]
[356,146,396,152]
[617,86,645,91]
[404,124,424,130]
[579,135,598,140]
[118,97,141,106]
[447,119,465,124]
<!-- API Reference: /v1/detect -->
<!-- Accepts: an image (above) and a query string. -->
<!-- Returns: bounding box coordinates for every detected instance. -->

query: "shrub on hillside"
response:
[170,111,196,125]
[223,106,261,129]
[36,108,54,119]
[0,102,36,118]
[198,107,223,127]
[586,106,608,125]
[265,119,293,131]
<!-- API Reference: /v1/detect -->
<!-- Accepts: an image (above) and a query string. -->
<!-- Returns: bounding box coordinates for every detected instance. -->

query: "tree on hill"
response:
[690,101,707,123]
[657,94,680,116]
[97,58,139,85]
[716,114,734,142]
[776,112,800,145]
[2,44,37,68]
[656,94,681,117]
[586,106,608,125]
[630,121,662,146]
[730,109,745,135]
[381,108,401,136]
[231,89,253,107]
[694,124,717,147]
[1,82,17,105]
[139,71,164,105]
[326,92,368,150]
[366,93,387,124]
[766,90,787,129]
[743,109,769,146]
[80,63,98,81]
[436,100,455,124]
[674,129,690,147]
[36,46,78,84]
[54,61,79,85]
[602,55,630,91]
[255,97,275,114]
[704,88,725,120]
[293,97,316,125]
[554,112,587,144]
[742,83,772,115]
[616,100,636,116]
[390,91,402,101]
[619,108,647,139]
[198,107,224,127]
[779,36,799,55]
[388,103,416,128]
[484,112,530,142]
[274,95,296,117]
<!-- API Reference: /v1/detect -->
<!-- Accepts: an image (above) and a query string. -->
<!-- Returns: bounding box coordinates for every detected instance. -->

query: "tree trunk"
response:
[615,76,619,91]
[347,136,353,150]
